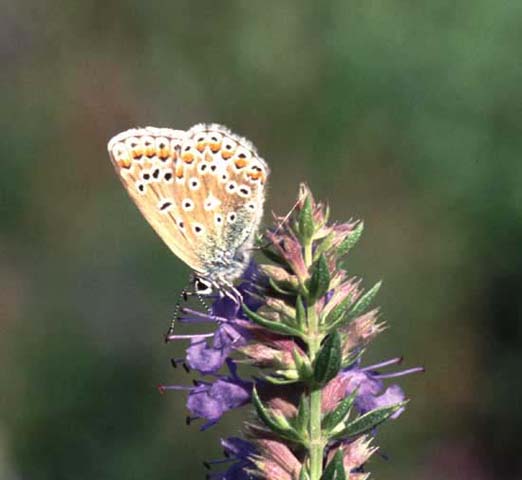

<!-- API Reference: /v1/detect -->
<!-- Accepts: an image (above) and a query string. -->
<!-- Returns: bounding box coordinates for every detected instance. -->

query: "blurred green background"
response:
[1,1,521,479]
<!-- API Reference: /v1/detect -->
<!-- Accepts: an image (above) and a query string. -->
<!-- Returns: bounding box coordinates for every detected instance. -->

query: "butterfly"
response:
[107,123,269,300]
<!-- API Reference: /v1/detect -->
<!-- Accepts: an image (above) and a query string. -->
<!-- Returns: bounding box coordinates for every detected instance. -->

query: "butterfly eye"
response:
[194,278,213,296]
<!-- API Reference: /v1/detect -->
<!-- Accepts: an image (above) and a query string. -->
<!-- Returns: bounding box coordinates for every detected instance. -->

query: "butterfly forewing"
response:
[107,124,269,284]
[108,127,205,273]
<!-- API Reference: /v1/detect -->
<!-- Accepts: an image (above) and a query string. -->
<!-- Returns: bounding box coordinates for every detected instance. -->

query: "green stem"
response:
[305,234,323,479]
[308,311,323,480]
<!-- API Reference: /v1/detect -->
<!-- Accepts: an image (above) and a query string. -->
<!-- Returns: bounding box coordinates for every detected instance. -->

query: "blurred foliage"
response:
[1,1,521,479]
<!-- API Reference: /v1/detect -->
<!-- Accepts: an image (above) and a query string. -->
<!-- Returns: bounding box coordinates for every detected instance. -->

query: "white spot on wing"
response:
[136,182,146,195]
[193,223,205,235]
[189,177,201,190]
[182,199,194,212]
[204,194,221,211]
[226,181,237,193]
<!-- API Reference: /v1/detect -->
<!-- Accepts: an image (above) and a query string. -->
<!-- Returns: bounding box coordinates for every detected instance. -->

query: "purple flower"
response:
[167,261,265,375]
[159,360,252,430]
[342,357,424,419]
[187,376,252,430]
[206,437,257,480]
[185,319,248,375]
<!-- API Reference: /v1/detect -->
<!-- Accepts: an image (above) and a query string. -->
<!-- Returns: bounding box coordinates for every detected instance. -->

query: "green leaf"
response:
[251,387,301,442]
[334,402,407,439]
[308,254,331,303]
[322,388,358,434]
[313,232,334,261]
[322,292,355,331]
[261,246,288,267]
[242,303,303,338]
[298,194,315,242]
[337,221,364,258]
[341,347,365,370]
[268,277,295,296]
[299,465,311,480]
[349,281,382,318]
[292,348,313,380]
[294,394,311,436]
[320,449,346,480]
[296,295,306,329]
[313,331,342,386]
[263,374,299,385]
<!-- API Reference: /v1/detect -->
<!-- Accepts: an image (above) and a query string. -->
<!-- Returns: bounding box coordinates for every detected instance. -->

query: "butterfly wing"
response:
[108,124,269,283]
[175,124,269,282]
[107,127,205,274]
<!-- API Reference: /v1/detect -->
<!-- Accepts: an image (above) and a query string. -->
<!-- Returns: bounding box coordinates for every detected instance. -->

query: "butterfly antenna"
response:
[252,196,302,251]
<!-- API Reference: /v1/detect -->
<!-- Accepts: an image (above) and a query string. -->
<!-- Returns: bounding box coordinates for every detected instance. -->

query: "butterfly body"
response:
[107,124,268,292]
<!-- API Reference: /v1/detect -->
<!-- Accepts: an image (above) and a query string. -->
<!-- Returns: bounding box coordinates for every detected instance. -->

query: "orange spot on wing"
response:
[158,146,171,160]
[221,151,233,160]
[196,142,206,152]
[210,142,221,153]
[131,148,143,159]
[117,158,132,169]
[144,144,155,157]
[234,158,248,169]
[182,152,194,164]
[175,164,185,178]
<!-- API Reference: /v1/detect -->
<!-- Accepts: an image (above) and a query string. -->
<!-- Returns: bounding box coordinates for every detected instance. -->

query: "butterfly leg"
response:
[220,281,243,307]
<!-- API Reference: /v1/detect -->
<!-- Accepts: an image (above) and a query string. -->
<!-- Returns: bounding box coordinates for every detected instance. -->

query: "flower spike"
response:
[163,186,421,479]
